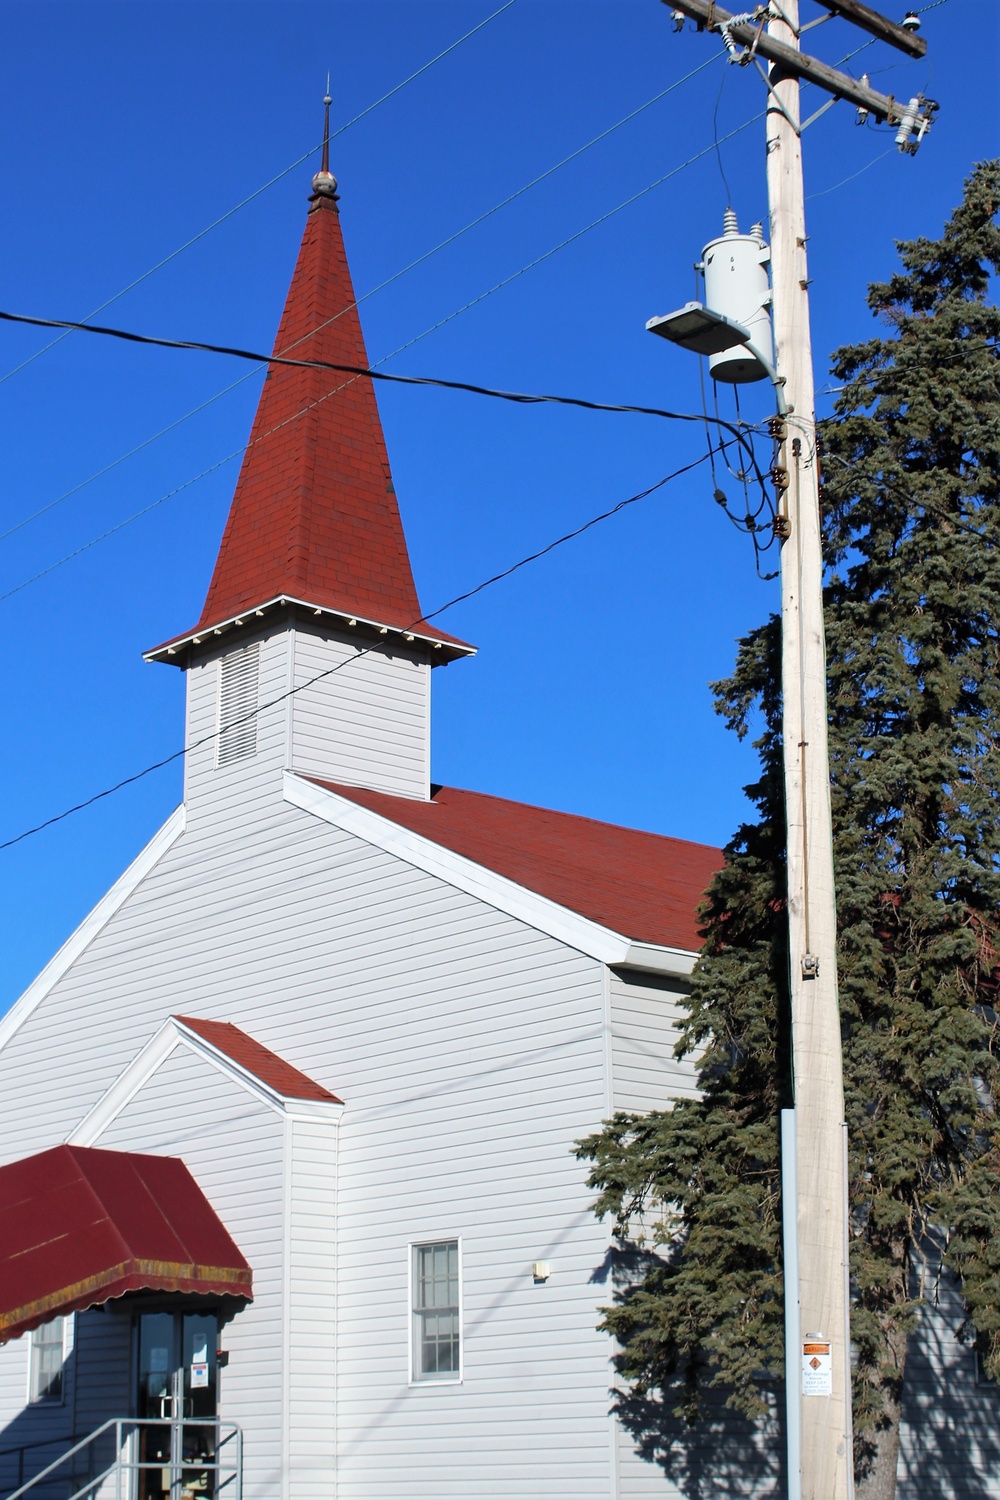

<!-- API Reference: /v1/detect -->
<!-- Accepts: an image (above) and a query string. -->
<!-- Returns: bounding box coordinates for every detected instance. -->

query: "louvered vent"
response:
[216,643,260,767]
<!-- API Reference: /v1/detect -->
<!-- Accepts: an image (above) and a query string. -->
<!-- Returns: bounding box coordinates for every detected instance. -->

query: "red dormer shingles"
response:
[190,193,442,640]
[174,1015,342,1103]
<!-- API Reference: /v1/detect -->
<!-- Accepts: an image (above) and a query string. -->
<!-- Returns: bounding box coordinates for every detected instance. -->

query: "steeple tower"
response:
[147,99,470,664]
[147,104,473,808]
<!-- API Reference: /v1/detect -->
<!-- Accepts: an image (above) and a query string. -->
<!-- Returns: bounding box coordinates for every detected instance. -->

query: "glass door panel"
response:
[137,1314,179,1500]
[135,1312,218,1500]
[180,1315,218,1500]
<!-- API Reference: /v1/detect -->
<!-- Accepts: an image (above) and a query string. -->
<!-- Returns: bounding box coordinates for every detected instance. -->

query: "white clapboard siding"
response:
[93,1045,286,1500]
[0,783,618,1497]
[287,1118,337,1500]
[289,624,430,800]
[72,1307,132,1500]
[609,971,698,1114]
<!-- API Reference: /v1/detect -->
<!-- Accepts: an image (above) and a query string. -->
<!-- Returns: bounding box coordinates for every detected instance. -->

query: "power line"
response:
[807,146,895,199]
[822,453,999,549]
[0,55,721,549]
[0,306,763,439]
[0,450,717,854]
[0,0,519,388]
[817,338,998,397]
[0,327,763,608]
[411,111,762,346]
[0,114,766,603]
[0,367,257,547]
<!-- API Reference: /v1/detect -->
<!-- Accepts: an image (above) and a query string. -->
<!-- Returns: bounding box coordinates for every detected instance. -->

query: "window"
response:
[28,1318,66,1403]
[411,1241,461,1382]
[216,643,260,767]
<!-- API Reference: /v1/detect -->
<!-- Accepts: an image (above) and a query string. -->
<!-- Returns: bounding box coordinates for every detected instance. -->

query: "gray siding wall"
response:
[615,1388,783,1500]
[0,1320,78,1498]
[289,624,430,800]
[0,768,616,1498]
[609,971,697,1115]
[0,1312,131,1500]
[897,1268,1000,1498]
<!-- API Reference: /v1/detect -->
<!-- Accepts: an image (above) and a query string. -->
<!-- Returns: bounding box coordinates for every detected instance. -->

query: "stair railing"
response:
[2,1417,242,1500]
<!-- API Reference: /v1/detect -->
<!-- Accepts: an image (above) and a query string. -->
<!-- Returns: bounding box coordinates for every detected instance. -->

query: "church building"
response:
[0,143,991,1500]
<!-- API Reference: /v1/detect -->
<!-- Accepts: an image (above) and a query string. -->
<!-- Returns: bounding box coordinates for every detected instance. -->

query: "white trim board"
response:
[0,806,187,1054]
[70,1016,344,1146]
[621,941,698,978]
[283,772,698,977]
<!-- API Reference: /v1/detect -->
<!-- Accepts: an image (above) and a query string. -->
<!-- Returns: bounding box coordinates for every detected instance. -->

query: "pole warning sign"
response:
[802,1338,832,1396]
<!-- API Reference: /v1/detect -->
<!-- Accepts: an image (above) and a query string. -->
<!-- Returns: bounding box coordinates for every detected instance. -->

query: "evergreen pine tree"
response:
[577,162,1000,1500]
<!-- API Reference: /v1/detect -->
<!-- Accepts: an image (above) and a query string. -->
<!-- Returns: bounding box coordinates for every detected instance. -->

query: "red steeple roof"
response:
[147,176,470,662]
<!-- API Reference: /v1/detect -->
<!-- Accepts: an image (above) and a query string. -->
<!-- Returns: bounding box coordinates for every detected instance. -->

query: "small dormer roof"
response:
[173,1015,342,1103]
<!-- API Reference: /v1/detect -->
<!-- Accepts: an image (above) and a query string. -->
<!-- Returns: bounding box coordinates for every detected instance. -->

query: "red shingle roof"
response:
[175,1016,342,1103]
[314,781,723,953]
[169,192,460,650]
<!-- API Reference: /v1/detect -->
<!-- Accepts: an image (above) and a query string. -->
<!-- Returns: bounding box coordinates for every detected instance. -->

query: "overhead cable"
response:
[0,0,518,387]
[0,450,716,853]
[0,322,764,607]
[0,306,762,440]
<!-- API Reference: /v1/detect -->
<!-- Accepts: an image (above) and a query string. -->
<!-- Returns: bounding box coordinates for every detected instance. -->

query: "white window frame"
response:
[26,1315,72,1406]
[407,1238,463,1386]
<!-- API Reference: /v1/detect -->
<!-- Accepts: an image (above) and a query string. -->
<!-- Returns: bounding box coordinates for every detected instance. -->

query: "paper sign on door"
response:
[190,1363,209,1389]
[802,1339,832,1396]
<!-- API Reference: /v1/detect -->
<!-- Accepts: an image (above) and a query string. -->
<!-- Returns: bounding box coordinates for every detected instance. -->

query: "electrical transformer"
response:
[701,209,773,383]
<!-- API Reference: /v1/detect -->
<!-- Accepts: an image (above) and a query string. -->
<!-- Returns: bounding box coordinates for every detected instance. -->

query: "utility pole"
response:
[652,4,937,1498]
[765,3,850,1494]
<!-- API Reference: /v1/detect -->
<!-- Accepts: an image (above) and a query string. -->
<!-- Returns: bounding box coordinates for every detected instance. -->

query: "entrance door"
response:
[136,1311,219,1500]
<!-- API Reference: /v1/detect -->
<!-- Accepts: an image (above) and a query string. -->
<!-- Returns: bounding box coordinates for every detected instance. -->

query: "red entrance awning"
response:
[0,1145,252,1343]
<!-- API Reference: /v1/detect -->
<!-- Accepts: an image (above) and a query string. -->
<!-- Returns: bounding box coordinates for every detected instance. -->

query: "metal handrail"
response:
[3,1417,242,1500]
[2,1420,120,1500]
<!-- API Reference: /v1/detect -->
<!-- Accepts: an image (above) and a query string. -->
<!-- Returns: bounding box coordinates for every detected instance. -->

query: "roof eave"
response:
[144,595,476,666]
[620,941,698,979]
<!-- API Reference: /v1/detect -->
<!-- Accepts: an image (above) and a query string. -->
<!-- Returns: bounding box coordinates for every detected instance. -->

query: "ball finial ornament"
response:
[311,168,338,197]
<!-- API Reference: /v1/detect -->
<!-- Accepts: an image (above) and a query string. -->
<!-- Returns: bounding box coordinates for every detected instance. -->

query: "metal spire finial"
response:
[311,77,339,204]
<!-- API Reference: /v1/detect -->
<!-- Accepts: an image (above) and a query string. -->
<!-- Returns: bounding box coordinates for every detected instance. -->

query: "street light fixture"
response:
[646,301,751,356]
[646,301,787,413]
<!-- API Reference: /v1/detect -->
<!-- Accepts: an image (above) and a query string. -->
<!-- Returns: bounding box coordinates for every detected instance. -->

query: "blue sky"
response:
[1,0,996,1009]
